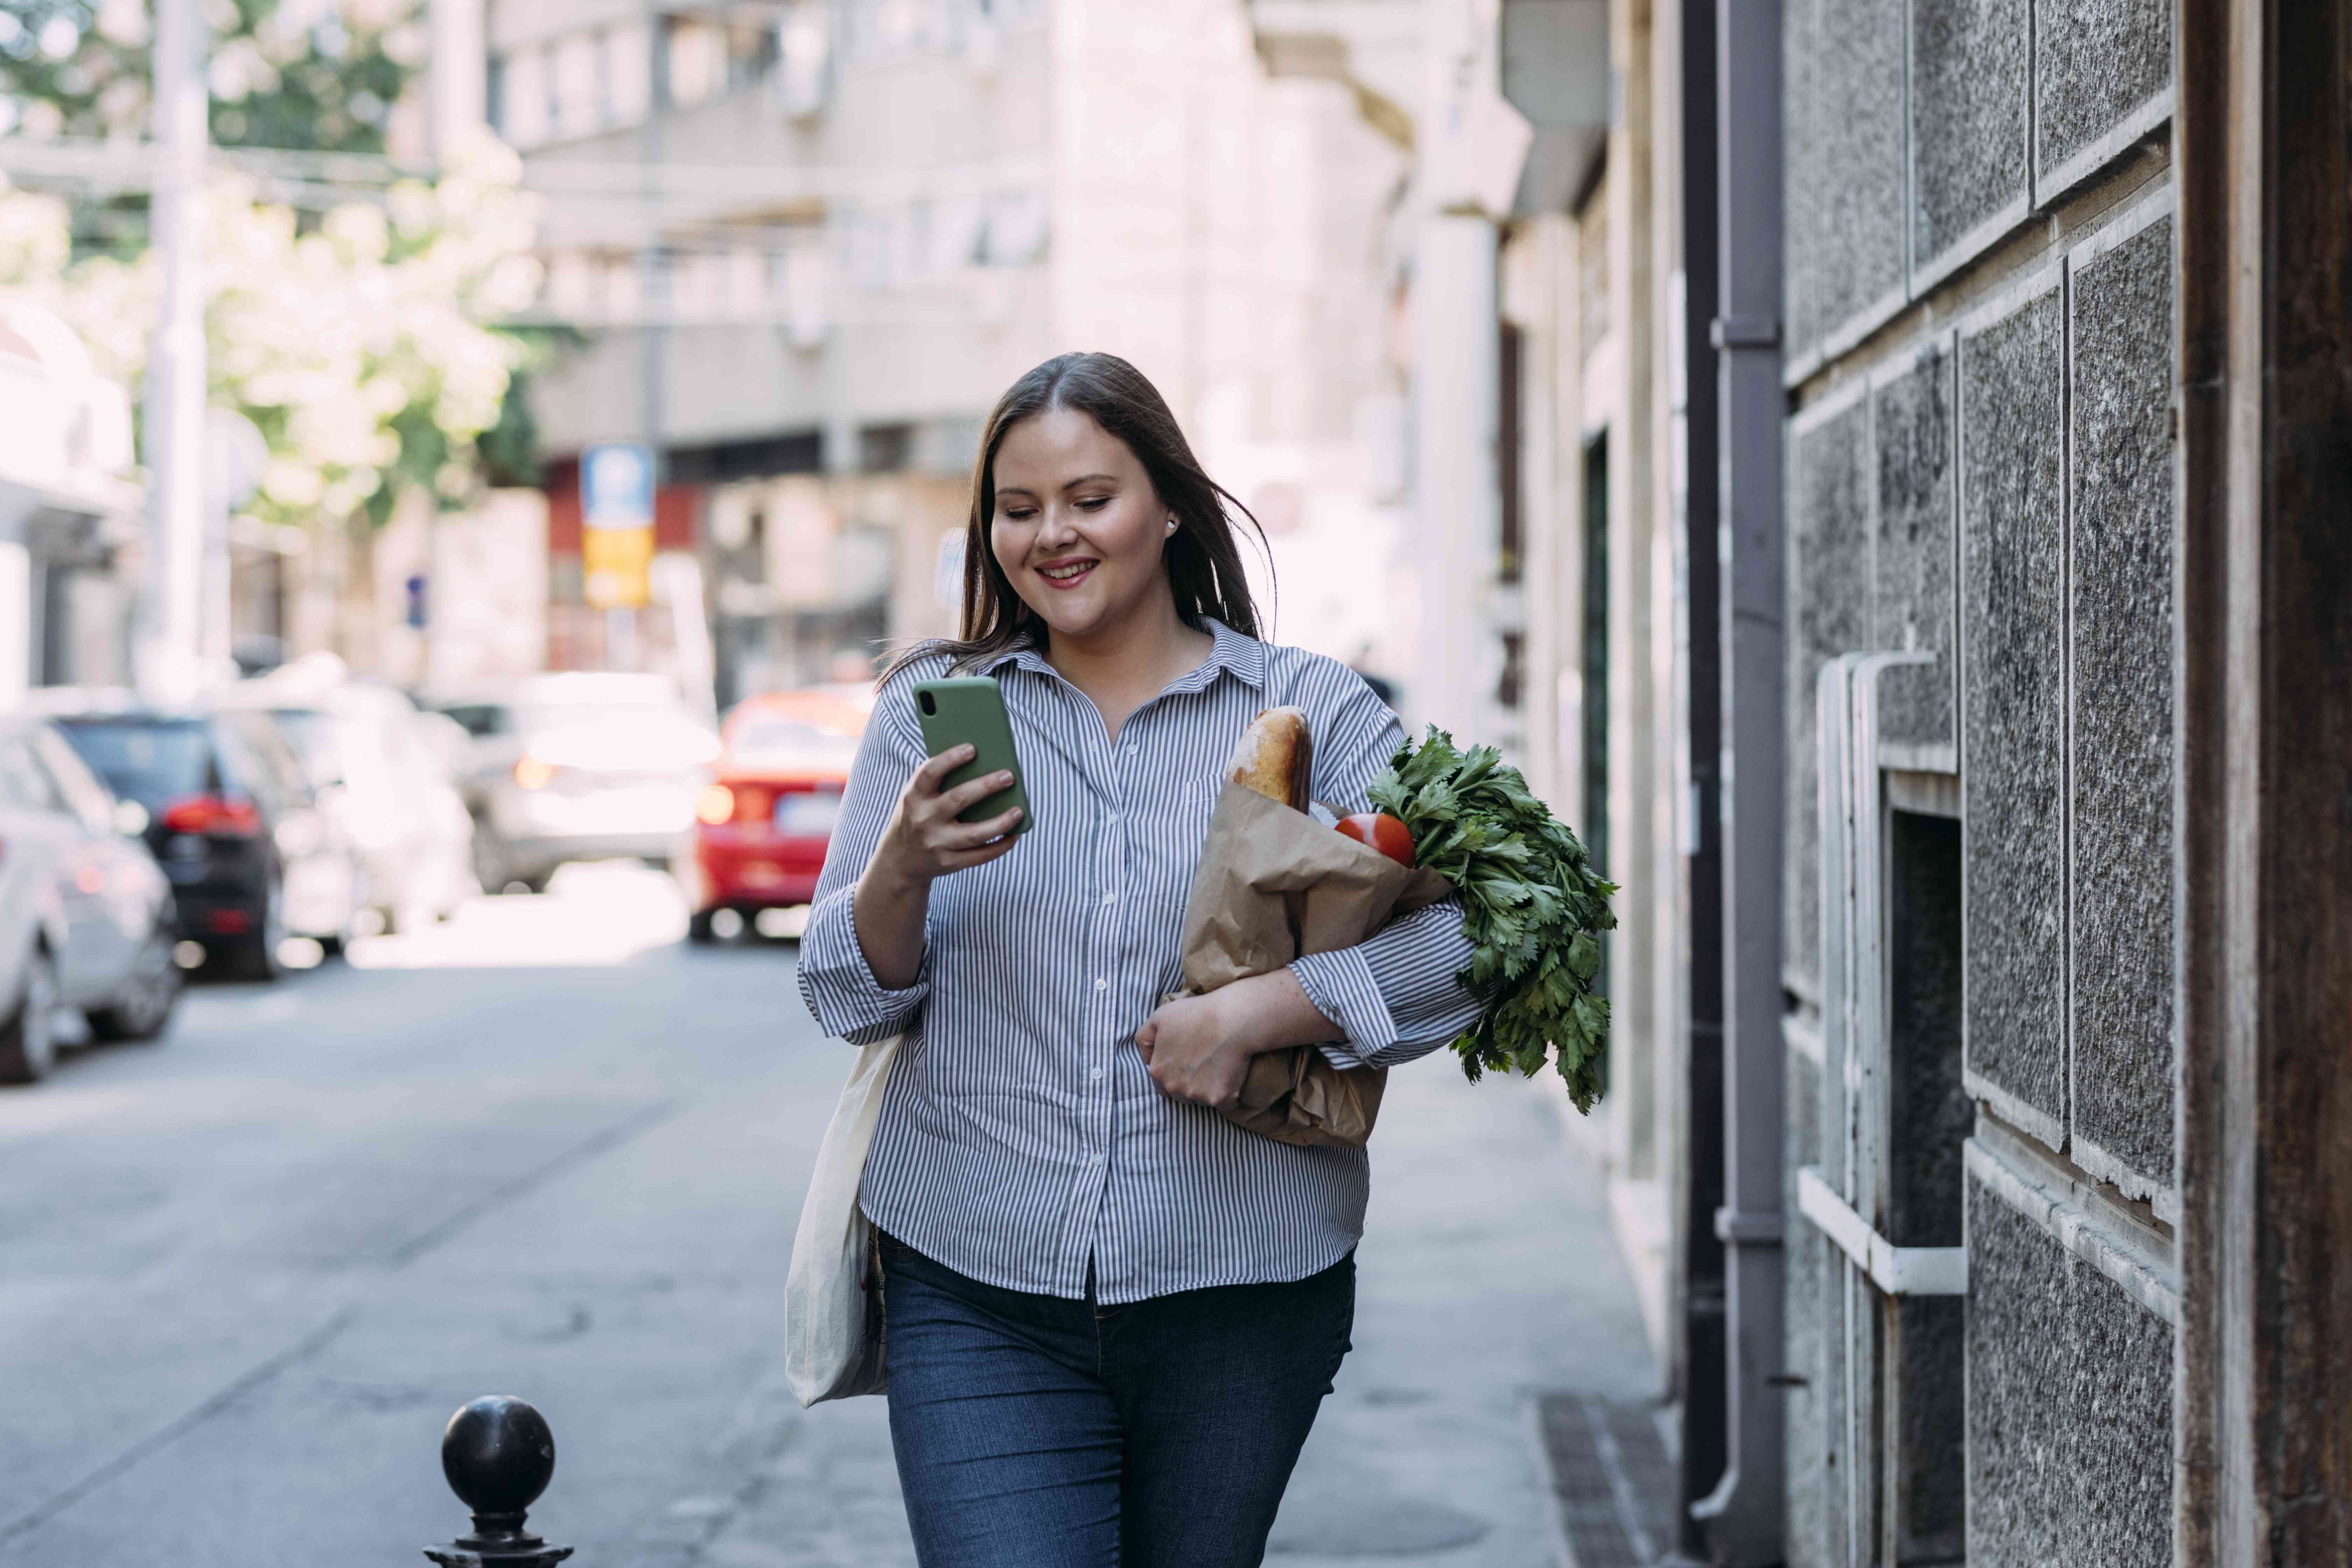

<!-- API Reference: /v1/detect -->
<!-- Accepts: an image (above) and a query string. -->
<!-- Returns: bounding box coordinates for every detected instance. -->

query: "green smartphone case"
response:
[912,677,1035,834]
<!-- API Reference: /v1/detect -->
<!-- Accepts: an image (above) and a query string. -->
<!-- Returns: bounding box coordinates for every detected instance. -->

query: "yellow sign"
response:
[583,524,654,609]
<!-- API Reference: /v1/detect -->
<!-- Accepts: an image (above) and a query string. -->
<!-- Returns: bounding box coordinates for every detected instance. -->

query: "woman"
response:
[797,352,1480,1567]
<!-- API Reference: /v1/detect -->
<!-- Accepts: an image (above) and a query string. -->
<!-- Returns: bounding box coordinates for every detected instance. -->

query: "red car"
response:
[680,687,870,943]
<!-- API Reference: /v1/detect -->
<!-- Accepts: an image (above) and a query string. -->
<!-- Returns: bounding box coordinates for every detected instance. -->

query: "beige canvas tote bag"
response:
[783,1032,901,1406]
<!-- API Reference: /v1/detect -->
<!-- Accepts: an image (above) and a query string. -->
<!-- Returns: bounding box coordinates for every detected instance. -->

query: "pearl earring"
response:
[1166,518,1179,535]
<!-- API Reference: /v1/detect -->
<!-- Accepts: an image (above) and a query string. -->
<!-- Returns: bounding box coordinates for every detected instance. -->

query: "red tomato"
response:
[1335,812,1415,867]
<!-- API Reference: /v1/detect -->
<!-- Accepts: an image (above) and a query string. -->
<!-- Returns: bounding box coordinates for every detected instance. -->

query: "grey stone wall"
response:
[1780,202,2181,1565]
[2035,0,2172,188]
[1966,1180,2172,1567]
[1780,2,2178,1558]
[2067,209,2176,1200]
[1785,397,1872,989]
[1910,0,2031,275]
[1781,0,2172,378]
[1784,0,1906,361]
[1873,346,1959,756]
[1959,277,2067,1141]
[1780,349,1964,1009]
[2060,208,2164,1213]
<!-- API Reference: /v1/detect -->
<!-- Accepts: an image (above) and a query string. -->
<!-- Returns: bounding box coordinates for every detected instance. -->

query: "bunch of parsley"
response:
[1367,728,1618,1113]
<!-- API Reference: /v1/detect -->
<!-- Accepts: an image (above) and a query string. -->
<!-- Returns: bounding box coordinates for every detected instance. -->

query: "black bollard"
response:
[422,1395,575,1567]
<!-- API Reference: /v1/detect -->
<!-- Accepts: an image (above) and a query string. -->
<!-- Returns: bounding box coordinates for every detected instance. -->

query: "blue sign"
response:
[582,443,656,531]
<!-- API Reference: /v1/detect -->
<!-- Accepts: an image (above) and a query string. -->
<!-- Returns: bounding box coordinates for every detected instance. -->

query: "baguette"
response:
[1227,707,1313,813]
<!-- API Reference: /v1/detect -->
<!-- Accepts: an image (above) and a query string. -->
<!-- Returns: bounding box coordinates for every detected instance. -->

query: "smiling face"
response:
[989,405,1179,646]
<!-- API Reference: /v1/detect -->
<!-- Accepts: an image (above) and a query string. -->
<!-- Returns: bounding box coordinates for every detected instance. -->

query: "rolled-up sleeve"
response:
[797,667,937,1045]
[1286,681,1482,1070]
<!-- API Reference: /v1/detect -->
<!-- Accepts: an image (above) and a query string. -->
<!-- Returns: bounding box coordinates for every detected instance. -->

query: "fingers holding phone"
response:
[878,746,1024,880]
[874,677,1034,884]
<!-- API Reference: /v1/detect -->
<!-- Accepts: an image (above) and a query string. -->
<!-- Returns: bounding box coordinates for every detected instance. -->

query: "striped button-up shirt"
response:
[796,618,1480,1304]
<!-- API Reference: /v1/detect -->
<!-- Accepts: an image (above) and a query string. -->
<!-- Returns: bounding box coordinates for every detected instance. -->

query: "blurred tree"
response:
[0,0,423,154]
[0,0,553,510]
[0,0,553,521]
[1,0,426,260]
[0,141,543,529]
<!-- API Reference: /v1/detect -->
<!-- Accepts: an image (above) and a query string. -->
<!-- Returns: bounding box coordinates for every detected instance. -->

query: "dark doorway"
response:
[1884,806,1968,1562]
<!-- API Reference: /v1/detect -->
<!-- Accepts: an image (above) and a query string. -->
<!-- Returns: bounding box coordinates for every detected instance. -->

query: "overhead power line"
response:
[0,132,1047,212]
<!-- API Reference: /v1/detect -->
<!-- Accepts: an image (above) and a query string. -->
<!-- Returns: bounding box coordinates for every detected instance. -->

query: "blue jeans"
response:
[878,1233,1354,1568]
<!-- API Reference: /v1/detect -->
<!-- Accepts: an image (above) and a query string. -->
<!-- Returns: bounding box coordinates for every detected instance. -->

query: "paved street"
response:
[0,864,1656,1566]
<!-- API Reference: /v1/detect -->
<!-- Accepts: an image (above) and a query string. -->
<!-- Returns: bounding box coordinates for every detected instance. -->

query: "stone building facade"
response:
[1778,1,2181,1561]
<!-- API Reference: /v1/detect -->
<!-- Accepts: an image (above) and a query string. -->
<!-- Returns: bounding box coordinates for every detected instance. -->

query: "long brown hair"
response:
[885,353,1270,680]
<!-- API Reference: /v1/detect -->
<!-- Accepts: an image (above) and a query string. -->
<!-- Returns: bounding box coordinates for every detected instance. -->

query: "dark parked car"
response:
[0,716,181,1082]
[42,698,361,979]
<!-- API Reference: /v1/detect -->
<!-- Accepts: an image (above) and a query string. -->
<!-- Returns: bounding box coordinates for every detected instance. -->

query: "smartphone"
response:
[912,676,1034,835]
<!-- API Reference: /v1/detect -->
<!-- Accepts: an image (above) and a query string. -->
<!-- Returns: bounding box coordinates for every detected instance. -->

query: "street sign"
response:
[582,442,656,609]
[583,526,654,611]
[583,443,654,527]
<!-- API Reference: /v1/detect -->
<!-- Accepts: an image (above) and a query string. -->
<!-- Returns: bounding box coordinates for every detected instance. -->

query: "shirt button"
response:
[1126,743,1139,757]
[1102,891,1117,905]
[1094,977,1108,991]
[1091,1066,1105,1081]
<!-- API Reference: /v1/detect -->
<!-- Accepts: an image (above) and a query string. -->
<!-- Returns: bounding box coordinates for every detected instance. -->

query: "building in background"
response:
[426,0,1415,707]
[0,300,141,704]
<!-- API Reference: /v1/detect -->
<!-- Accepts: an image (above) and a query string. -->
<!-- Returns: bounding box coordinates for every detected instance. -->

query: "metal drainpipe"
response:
[1674,0,1729,1554]
[1687,0,1785,1560]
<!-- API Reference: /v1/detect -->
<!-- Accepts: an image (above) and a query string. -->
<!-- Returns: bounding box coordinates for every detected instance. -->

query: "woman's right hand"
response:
[868,744,1026,887]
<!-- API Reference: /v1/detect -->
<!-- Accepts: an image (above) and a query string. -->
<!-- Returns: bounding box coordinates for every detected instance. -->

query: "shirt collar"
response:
[980,617,1269,694]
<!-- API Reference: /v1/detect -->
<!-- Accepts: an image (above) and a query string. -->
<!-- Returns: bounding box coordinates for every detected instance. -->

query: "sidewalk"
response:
[1269,1062,1663,1566]
[702,1059,1661,1567]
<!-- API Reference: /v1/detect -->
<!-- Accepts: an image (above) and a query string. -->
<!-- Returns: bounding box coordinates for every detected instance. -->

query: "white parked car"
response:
[0,716,181,1083]
[429,673,719,894]
[219,670,478,935]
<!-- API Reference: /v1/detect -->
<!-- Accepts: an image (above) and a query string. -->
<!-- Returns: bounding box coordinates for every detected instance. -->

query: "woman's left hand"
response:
[1138,969,1343,1109]
[1135,988,1261,1110]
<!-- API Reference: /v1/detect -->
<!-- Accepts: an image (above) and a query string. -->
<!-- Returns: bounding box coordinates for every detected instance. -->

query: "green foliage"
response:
[474,366,539,490]
[1368,727,1619,1113]
[0,0,423,157]
[2,147,544,531]
[476,327,584,490]
[0,0,541,530]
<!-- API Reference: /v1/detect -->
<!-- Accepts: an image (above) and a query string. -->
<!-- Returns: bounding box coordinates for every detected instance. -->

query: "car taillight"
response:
[734,786,772,826]
[515,755,557,790]
[696,783,735,826]
[161,794,261,836]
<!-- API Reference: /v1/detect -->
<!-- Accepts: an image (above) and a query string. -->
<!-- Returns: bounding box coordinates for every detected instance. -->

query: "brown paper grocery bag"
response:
[1175,782,1453,1148]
